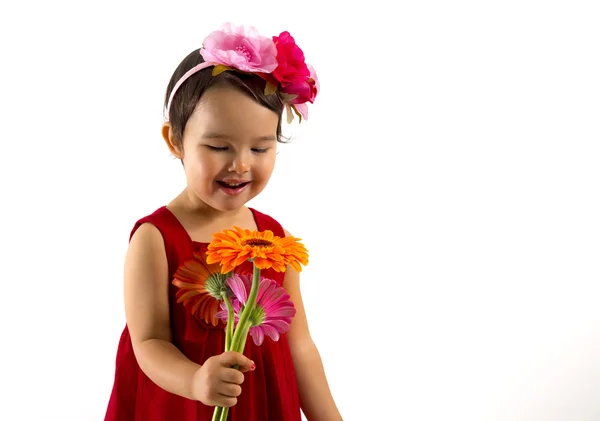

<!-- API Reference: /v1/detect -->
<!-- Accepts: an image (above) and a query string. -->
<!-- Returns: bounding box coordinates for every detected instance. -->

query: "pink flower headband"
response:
[165,23,319,124]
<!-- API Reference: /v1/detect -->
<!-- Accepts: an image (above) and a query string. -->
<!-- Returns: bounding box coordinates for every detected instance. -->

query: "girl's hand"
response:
[192,351,255,407]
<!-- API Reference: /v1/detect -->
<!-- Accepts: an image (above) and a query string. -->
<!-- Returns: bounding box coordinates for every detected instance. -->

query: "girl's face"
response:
[168,84,279,213]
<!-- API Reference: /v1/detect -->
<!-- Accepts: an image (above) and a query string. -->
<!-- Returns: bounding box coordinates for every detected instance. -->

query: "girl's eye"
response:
[207,145,228,151]
[252,148,270,154]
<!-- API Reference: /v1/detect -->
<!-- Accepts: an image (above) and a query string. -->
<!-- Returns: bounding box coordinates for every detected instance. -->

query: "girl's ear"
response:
[161,122,183,159]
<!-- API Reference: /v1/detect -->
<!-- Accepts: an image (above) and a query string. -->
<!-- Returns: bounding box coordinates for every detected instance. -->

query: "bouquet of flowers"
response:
[172,226,309,421]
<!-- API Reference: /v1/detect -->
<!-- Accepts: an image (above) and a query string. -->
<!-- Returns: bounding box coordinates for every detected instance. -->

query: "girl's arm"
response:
[124,222,200,399]
[123,222,270,405]
[283,229,343,421]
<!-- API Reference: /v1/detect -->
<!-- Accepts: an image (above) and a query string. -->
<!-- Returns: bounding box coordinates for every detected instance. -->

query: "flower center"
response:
[242,239,273,247]
[235,45,252,61]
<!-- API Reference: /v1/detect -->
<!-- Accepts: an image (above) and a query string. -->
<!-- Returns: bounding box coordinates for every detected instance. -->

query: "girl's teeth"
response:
[220,181,246,188]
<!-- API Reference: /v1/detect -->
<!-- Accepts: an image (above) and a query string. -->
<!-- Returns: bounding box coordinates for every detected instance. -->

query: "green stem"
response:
[219,305,253,421]
[219,326,250,421]
[219,406,230,421]
[227,320,251,371]
[237,323,249,354]
[212,406,223,421]
[218,265,259,421]
[213,292,235,421]
[222,292,234,351]
[229,264,260,352]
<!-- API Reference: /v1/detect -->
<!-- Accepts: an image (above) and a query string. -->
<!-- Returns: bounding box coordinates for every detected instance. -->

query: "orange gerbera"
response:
[171,252,225,326]
[206,226,309,273]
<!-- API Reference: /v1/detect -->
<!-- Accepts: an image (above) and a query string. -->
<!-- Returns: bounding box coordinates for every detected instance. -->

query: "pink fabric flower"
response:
[281,64,320,120]
[200,23,278,73]
[217,273,296,346]
[271,31,310,87]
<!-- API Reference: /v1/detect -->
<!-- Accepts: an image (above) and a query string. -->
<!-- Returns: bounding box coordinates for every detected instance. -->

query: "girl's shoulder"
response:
[127,206,194,270]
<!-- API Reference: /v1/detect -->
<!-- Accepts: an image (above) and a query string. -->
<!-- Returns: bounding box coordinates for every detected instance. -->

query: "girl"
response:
[104,23,342,421]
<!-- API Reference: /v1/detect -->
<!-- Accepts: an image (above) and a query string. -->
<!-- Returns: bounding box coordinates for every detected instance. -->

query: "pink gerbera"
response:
[217,273,296,346]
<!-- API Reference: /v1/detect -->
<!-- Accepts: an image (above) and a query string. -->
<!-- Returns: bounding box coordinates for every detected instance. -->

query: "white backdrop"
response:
[1,1,599,420]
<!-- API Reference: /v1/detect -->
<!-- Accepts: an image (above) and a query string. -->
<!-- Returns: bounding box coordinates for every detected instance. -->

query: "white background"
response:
[1,1,599,420]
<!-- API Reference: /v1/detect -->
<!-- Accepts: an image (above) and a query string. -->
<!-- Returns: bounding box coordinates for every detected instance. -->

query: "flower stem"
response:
[218,264,259,421]
[212,406,223,421]
[237,323,249,354]
[222,292,234,351]
[220,273,256,421]
[229,263,260,352]
[218,321,251,421]
[219,406,230,421]
[213,292,235,421]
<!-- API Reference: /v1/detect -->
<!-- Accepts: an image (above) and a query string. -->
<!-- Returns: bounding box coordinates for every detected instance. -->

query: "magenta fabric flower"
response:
[200,23,278,73]
[271,31,310,87]
[217,273,296,346]
[281,64,319,120]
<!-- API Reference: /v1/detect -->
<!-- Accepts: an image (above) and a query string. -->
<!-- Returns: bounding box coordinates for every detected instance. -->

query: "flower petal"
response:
[215,309,228,321]
[227,274,249,304]
[260,323,281,342]
[206,227,306,273]
[265,305,296,319]
[266,319,292,333]
[250,326,265,346]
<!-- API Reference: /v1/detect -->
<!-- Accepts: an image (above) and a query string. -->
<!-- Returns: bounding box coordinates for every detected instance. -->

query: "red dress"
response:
[104,206,301,421]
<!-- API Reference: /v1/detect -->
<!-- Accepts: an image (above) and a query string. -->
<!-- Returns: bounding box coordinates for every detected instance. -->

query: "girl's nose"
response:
[229,152,250,174]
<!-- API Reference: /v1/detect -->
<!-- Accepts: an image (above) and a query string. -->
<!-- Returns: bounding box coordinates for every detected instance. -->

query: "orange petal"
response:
[176,290,202,303]
[259,257,278,268]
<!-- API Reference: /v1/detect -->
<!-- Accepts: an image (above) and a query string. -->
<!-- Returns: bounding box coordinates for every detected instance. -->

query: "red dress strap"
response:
[130,206,194,273]
[250,207,286,237]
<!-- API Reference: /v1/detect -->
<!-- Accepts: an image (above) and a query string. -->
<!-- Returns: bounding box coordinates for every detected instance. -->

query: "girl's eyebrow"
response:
[255,135,277,141]
[202,132,229,140]
[202,132,277,141]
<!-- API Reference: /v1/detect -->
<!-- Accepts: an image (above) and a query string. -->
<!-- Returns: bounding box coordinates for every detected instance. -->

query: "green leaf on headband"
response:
[212,65,231,76]
[265,80,278,95]
[280,93,298,102]
[292,105,303,123]
[285,104,294,124]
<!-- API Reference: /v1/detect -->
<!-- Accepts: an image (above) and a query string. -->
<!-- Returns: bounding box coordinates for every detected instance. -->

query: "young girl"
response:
[104,23,342,421]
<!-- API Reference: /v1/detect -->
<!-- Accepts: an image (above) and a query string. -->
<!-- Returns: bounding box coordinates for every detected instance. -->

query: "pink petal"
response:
[260,324,281,342]
[215,309,228,320]
[250,326,265,346]
[293,103,308,120]
[220,22,260,39]
[308,64,320,93]
[255,278,276,303]
[227,274,248,304]
[266,319,291,332]
[229,298,243,313]
[200,24,277,73]
[261,292,292,313]
[265,306,296,319]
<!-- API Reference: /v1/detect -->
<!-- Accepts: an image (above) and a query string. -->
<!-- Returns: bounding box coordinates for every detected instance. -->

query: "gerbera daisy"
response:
[216,273,296,346]
[171,252,229,326]
[206,226,309,273]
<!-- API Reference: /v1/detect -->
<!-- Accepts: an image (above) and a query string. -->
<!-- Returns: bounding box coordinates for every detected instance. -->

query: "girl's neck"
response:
[166,190,257,243]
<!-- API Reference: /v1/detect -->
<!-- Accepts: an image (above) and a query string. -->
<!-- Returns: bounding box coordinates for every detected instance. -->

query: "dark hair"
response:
[164,49,285,150]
